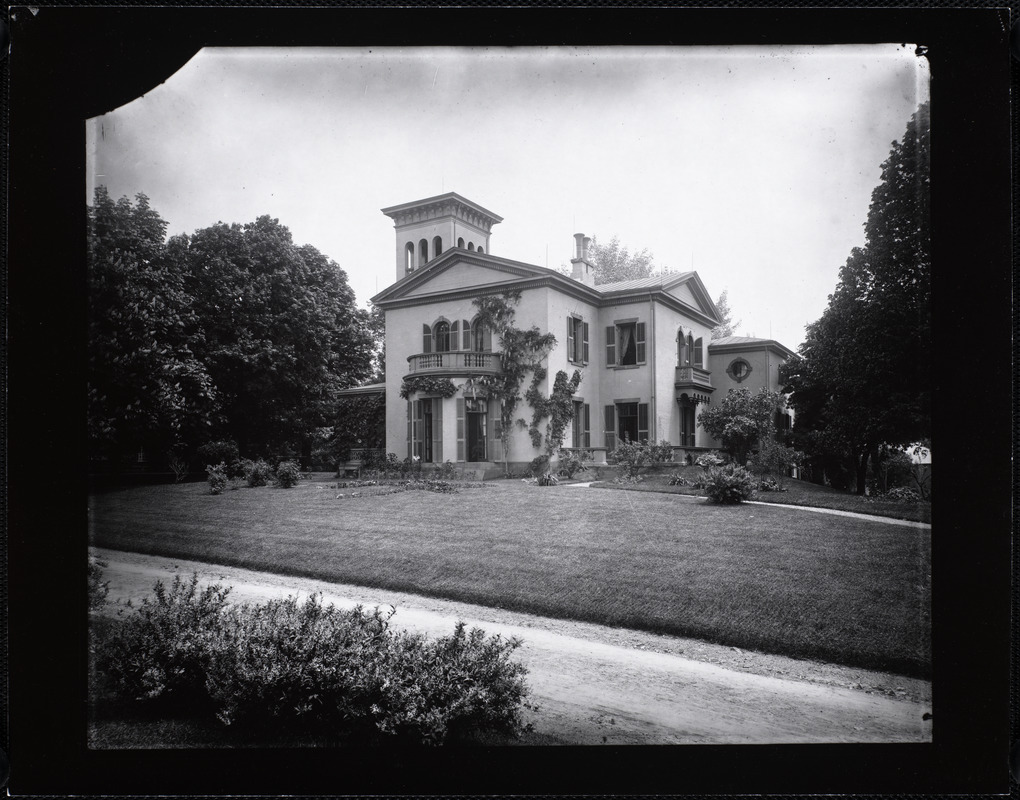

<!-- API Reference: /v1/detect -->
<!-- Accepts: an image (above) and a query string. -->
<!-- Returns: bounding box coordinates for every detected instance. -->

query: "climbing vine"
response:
[525,368,582,455]
[471,291,556,472]
[399,375,459,400]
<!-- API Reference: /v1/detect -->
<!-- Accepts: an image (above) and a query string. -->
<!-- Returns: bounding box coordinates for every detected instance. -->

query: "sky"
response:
[87,45,928,350]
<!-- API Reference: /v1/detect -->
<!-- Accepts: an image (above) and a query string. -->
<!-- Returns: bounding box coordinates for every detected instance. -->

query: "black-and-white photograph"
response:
[84,43,934,750]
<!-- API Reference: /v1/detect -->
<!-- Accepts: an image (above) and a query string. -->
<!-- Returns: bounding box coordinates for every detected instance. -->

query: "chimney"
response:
[570,232,595,287]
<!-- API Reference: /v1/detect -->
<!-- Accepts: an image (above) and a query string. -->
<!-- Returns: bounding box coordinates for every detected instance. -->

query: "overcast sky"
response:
[87,45,928,350]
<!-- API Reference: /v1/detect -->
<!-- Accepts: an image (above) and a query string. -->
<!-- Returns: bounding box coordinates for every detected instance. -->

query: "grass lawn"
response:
[591,472,931,524]
[89,478,931,678]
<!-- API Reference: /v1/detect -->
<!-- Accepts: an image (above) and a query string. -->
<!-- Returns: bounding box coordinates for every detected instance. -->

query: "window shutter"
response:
[567,317,575,363]
[456,398,465,461]
[606,326,616,366]
[694,337,703,368]
[407,401,413,459]
[604,405,617,452]
[422,324,433,354]
[412,400,422,459]
[432,401,444,463]
[492,401,503,462]
[638,403,649,442]
[483,325,491,352]
[636,322,646,364]
[584,403,591,448]
[450,321,460,351]
[582,322,589,364]
[462,320,471,350]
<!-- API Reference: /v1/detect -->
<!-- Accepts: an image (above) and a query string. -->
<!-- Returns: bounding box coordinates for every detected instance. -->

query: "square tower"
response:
[381,192,503,282]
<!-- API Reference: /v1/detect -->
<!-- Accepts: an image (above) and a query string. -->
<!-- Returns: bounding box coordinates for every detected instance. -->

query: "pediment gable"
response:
[661,272,721,323]
[372,250,556,304]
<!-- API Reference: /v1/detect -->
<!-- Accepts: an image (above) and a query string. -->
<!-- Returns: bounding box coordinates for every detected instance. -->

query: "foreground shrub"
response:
[556,450,589,479]
[88,557,109,611]
[646,440,675,464]
[94,585,532,745]
[695,451,725,471]
[704,464,756,504]
[883,486,921,503]
[97,574,231,704]
[275,460,302,488]
[667,472,691,487]
[611,439,650,478]
[206,463,229,495]
[241,458,274,488]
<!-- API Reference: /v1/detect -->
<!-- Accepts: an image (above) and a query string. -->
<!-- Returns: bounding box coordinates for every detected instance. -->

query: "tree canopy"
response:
[588,236,662,284]
[698,387,783,465]
[88,190,376,466]
[782,103,931,494]
[711,290,741,339]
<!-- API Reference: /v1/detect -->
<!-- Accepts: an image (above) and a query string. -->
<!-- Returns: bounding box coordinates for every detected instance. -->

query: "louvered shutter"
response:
[406,401,413,459]
[584,404,591,448]
[604,405,616,452]
[567,317,575,363]
[422,324,433,354]
[412,400,422,459]
[582,322,589,364]
[456,398,465,461]
[492,401,503,462]
[450,321,460,351]
[694,337,703,368]
[606,326,616,365]
[636,323,646,364]
[638,403,649,442]
[462,320,471,350]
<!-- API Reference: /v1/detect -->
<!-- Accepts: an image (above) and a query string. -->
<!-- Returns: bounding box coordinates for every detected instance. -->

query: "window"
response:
[471,317,490,352]
[726,358,752,382]
[418,238,429,266]
[693,337,703,368]
[605,402,648,451]
[434,321,451,352]
[458,237,465,248]
[405,242,415,274]
[679,397,696,447]
[409,398,442,463]
[422,323,433,353]
[432,236,443,257]
[476,246,484,254]
[572,402,591,448]
[566,316,589,364]
[607,322,645,366]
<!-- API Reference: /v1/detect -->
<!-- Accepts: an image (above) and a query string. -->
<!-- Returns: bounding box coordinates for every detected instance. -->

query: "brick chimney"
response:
[570,233,595,287]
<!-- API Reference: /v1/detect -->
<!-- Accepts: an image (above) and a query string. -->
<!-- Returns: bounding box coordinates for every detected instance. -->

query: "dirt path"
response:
[92,547,932,745]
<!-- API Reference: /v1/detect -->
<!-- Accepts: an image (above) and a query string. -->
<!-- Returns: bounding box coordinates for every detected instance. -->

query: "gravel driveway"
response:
[91,547,932,745]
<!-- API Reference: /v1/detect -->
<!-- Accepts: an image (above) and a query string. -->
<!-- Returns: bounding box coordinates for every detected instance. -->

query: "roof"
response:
[708,336,796,358]
[597,273,694,293]
[336,382,386,397]
[380,192,504,225]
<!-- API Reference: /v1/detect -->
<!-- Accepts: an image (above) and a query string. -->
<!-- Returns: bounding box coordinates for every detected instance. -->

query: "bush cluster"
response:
[704,464,756,504]
[882,486,921,503]
[556,450,589,479]
[667,472,691,487]
[695,451,725,471]
[241,459,274,487]
[399,479,457,494]
[207,463,229,495]
[275,460,302,488]
[610,439,674,478]
[93,576,532,745]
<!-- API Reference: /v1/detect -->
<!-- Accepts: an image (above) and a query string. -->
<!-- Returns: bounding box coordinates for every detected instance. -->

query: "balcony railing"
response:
[407,351,500,375]
[674,365,714,389]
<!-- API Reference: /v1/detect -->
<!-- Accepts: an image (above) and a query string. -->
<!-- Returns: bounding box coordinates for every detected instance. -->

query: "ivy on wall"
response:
[525,368,583,455]
[399,375,459,400]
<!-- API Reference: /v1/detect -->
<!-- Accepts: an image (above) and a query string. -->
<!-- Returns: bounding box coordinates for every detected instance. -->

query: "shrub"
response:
[556,450,589,479]
[749,441,803,489]
[197,441,240,469]
[95,587,532,745]
[167,448,190,483]
[612,439,651,478]
[88,557,109,611]
[528,454,550,477]
[400,479,457,494]
[275,460,302,488]
[884,486,921,503]
[647,440,675,464]
[704,464,756,504]
[535,473,559,487]
[695,451,725,471]
[206,463,229,495]
[757,477,784,492]
[242,458,274,488]
[96,574,231,704]
[667,472,690,487]
[436,460,457,480]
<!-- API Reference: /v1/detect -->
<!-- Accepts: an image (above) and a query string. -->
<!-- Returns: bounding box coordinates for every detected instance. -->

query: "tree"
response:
[181,216,375,459]
[711,290,741,339]
[87,188,219,464]
[782,103,930,494]
[367,302,386,382]
[588,236,657,284]
[697,387,783,465]
[471,291,556,473]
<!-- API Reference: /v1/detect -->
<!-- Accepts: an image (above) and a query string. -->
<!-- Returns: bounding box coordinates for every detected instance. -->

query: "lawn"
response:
[89,478,931,677]
[591,473,931,524]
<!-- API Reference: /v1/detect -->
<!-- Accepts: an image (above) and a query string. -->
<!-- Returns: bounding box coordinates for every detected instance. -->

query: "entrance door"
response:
[465,398,488,462]
[421,399,434,462]
[617,402,639,444]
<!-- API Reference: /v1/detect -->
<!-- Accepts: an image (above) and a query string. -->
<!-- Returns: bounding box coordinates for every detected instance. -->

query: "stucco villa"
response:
[368,192,794,474]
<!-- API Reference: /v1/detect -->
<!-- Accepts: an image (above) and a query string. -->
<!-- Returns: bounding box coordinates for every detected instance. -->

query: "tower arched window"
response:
[405,242,415,274]
[476,246,484,254]
[432,236,443,257]
[457,237,465,248]
[434,321,451,353]
[467,242,475,251]
[418,239,429,267]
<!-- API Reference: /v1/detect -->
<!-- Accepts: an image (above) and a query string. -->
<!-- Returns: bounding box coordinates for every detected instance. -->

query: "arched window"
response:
[432,236,443,257]
[460,319,472,350]
[405,242,415,274]
[418,238,429,267]
[467,242,475,251]
[677,329,689,366]
[476,246,484,254]
[457,237,465,248]
[434,320,451,352]
[471,317,490,352]
[693,337,703,368]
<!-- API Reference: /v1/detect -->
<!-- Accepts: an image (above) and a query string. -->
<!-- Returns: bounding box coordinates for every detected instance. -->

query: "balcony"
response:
[675,365,715,404]
[407,351,501,377]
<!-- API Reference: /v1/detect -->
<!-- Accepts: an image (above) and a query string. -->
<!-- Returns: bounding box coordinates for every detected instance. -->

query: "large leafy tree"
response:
[181,215,374,457]
[698,387,783,465]
[782,103,931,494]
[711,290,741,339]
[87,188,219,463]
[588,236,658,284]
